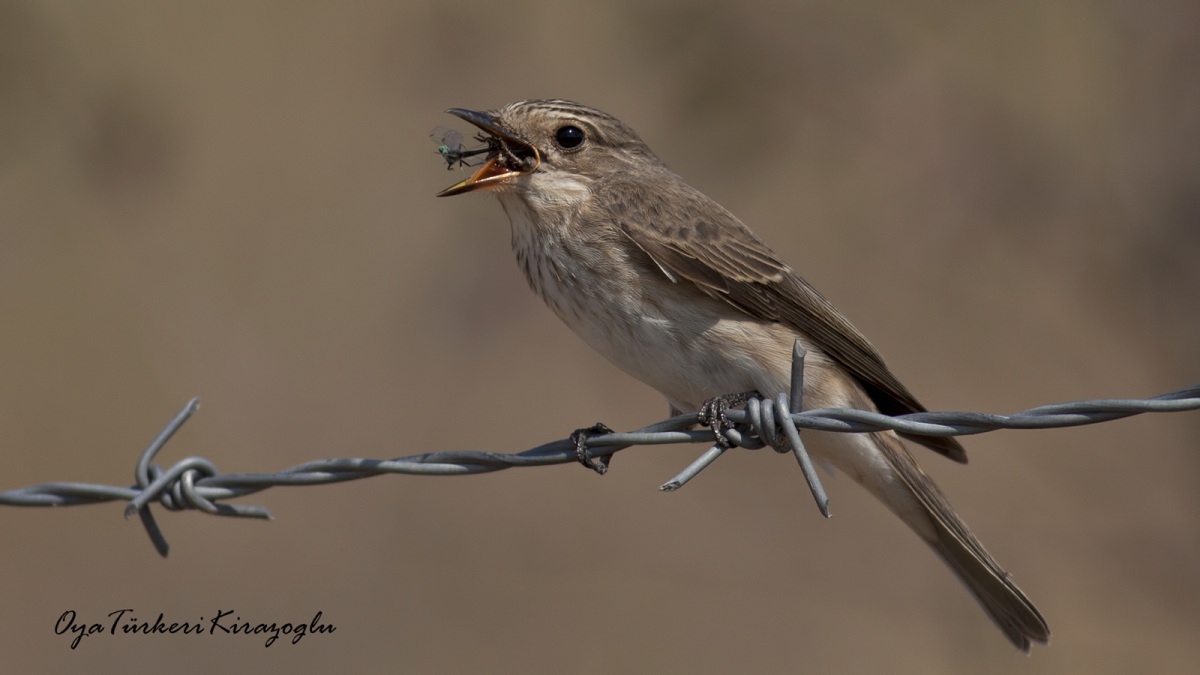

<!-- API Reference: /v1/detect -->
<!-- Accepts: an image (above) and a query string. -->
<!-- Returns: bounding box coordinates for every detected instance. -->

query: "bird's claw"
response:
[570,422,615,475]
[697,391,759,449]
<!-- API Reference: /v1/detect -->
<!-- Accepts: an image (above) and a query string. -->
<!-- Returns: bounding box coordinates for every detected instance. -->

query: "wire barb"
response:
[2,357,1197,555]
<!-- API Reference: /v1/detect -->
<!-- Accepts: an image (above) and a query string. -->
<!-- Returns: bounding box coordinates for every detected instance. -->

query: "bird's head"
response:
[436,99,660,199]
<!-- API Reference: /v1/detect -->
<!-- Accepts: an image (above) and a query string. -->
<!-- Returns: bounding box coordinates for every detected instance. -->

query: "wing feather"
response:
[608,176,967,463]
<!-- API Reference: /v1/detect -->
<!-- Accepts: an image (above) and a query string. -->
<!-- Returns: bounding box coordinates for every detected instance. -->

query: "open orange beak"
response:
[436,108,540,197]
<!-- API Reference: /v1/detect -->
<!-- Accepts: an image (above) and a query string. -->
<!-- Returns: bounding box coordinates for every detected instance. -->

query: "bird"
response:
[435,98,1049,651]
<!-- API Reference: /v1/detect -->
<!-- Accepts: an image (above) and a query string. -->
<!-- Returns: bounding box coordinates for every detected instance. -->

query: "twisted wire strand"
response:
[2,344,1197,556]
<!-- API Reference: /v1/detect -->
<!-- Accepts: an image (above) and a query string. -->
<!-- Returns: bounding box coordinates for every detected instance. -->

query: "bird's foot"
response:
[698,391,760,449]
[570,422,615,475]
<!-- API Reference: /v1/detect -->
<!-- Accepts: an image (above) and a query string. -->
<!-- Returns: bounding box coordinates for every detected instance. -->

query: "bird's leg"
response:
[570,422,615,475]
[698,391,760,449]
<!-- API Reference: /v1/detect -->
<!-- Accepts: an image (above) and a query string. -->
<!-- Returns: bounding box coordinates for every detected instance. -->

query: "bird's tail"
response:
[871,432,1050,652]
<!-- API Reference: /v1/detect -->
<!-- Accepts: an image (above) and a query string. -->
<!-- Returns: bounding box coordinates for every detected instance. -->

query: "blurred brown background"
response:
[1,1,1197,673]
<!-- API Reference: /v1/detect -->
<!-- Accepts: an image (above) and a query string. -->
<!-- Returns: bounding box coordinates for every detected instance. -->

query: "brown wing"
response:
[604,175,967,463]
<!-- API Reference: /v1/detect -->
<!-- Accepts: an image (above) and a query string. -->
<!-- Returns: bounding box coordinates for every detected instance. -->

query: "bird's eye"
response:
[554,125,586,150]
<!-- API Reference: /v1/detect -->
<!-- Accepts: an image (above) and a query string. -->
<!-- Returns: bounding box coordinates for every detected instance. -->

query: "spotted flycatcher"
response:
[436,99,1048,651]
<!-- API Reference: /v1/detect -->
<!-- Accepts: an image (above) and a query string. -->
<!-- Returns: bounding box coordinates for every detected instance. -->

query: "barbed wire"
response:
[2,343,1197,557]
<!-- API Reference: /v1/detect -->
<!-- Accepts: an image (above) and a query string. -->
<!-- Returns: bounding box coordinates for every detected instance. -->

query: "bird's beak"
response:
[436,108,540,197]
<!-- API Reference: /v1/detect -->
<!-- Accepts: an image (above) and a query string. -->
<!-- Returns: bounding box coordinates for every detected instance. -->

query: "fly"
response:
[430,126,493,170]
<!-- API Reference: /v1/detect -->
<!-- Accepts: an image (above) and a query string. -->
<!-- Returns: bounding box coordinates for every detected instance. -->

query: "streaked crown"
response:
[491,99,663,172]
